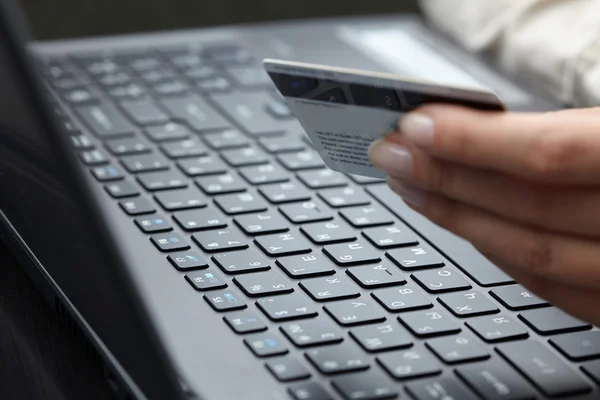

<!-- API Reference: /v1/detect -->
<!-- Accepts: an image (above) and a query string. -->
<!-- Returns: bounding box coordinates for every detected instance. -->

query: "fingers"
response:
[387,182,600,290]
[374,143,600,237]
[482,253,600,327]
[395,105,600,184]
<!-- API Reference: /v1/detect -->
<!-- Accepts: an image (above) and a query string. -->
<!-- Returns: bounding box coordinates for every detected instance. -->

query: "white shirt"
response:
[418,0,600,107]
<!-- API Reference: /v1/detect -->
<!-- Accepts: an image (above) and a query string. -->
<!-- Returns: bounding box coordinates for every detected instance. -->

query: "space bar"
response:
[366,184,513,287]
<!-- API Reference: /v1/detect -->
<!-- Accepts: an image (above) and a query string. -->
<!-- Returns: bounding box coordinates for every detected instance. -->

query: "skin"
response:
[368,105,600,326]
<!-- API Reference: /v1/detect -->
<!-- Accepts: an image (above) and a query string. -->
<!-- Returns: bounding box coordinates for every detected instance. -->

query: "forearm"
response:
[418,0,600,107]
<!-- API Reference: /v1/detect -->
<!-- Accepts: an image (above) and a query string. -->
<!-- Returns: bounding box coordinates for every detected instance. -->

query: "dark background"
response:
[21,0,419,40]
[4,1,419,399]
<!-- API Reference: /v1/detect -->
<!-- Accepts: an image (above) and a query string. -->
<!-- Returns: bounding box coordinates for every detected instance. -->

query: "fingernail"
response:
[368,139,413,179]
[388,179,428,209]
[399,113,435,147]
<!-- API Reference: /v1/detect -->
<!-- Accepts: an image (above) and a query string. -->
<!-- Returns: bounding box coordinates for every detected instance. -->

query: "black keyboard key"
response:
[259,182,312,204]
[377,347,442,380]
[185,269,228,291]
[105,180,139,198]
[280,319,343,347]
[137,170,187,191]
[81,58,119,75]
[346,262,406,289]
[134,215,172,233]
[280,202,333,224]
[306,344,370,374]
[550,331,600,361]
[91,165,124,181]
[278,150,324,171]
[108,83,147,101]
[196,76,231,93]
[350,323,413,353]
[264,100,293,120]
[257,293,318,321]
[59,118,81,135]
[372,285,432,312]
[234,271,293,297]
[205,289,247,312]
[105,137,150,155]
[234,213,289,236]
[173,208,227,231]
[75,104,135,138]
[152,79,190,97]
[203,129,249,150]
[80,149,108,166]
[455,360,536,400]
[192,229,248,252]
[300,275,360,302]
[154,188,206,211]
[145,122,191,142]
[160,139,208,159]
[288,383,332,400]
[412,268,472,294]
[497,340,591,397]
[212,91,294,136]
[160,94,230,132]
[362,226,419,249]
[276,253,335,279]
[368,184,515,287]
[399,308,461,338]
[227,66,272,88]
[340,206,394,228]
[223,310,267,334]
[97,71,131,87]
[121,154,169,173]
[519,307,591,335]
[348,174,385,185]
[245,332,288,357]
[266,358,310,382]
[319,187,371,208]
[167,251,208,271]
[183,65,217,81]
[324,298,386,326]
[332,372,397,400]
[386,246,445,270]
[196,173,247,195]
[140,68,176,83]
[300,220,356,245]
[259,135,304,154]
[426,333,489,364]
[215,192,268,215]
[221,146,269,167]
[70,134,94,150]
[581,360,600,385]
[490,285,549,310]
[323,242,380,266]
[177,156,228,176]
[255,232,312,257]
[119,197,155,215]
[120,101,169,125]
[62,87,98,104]
[150,232,190,252]
[438,291,500,317]
[212,249,270,275]
[406,377,477,400]
[466,315,529,343]
[240,164,290,185]
[296,169,346,190]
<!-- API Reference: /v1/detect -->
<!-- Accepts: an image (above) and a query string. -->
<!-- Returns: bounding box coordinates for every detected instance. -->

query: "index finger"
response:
[397,105,600,184]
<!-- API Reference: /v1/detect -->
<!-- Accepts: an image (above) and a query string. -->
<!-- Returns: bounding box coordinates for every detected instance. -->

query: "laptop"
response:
[1,0,598,398]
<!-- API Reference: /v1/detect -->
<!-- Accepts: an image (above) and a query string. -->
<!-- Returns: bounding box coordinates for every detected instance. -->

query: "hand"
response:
[369,105,600,326]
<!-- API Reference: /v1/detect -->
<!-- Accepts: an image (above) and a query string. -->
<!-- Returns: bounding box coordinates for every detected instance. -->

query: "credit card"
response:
[263,58,505,179]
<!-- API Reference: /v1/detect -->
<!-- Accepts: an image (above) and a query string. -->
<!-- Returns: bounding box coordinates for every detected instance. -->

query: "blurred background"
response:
[21,0,420,40]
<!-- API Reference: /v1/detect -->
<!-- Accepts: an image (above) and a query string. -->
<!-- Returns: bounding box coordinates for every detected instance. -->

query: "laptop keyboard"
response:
[38,43,600,400]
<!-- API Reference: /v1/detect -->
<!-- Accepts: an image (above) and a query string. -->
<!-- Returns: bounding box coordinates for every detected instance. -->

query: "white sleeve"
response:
[417,0,600,107]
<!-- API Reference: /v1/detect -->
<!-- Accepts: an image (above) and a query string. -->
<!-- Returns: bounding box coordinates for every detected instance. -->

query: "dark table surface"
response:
[0,240,114,400]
